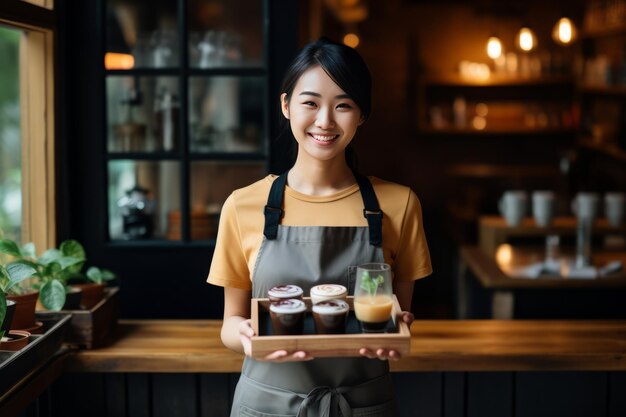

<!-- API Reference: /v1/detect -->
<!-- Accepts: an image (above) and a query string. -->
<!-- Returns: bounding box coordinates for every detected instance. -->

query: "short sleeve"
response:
[393,190,433,281]
[207,193,253,290]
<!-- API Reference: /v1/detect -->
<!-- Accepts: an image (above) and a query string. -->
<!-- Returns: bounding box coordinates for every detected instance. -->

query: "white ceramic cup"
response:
[532,191,555,227]
[498,191,528,227]
[571,192,600,221]
[604,192,625,227]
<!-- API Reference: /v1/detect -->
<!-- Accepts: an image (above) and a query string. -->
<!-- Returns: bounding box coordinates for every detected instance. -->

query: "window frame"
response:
[0,0,57,250]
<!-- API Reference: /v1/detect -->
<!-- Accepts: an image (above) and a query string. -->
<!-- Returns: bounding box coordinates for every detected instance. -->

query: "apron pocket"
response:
[239,405,296,417]
[352,400,396,417]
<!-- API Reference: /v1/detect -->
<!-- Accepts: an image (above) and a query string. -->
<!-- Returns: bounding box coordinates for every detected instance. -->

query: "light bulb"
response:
[552,17,577,45]
[343,33,360,48]
[517,27,536,52]
[487,36,503,60]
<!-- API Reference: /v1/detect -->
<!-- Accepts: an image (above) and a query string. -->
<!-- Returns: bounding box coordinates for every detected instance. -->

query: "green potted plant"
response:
[0,291,30,350]
[0,242,39,330]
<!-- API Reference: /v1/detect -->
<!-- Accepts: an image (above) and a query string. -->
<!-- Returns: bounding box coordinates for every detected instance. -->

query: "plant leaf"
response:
[101,269,117,281]
[39,249,63,265]
[40,279,66,311]
[86,266,103,284]
[0,293,6,333]
[5,262,37,291]
[60,240,85,260]
[20,242,36,258]
[0,240,21,257]
[60,240,86,274]
[56,256,84,270]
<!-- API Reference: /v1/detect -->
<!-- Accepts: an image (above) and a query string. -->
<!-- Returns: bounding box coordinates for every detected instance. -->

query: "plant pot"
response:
[7,291,39,330]
[63,287,83,310]
[72,283,106,309]
[1,300,16,333]
[0,330,31,351]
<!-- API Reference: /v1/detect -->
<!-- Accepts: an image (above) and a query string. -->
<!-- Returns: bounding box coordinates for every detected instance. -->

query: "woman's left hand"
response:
[359,311,414,361]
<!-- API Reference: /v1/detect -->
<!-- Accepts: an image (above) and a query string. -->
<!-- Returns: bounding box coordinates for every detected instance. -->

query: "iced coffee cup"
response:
[312,299,349,334]
[268,284,303,302]
[354,263,393,333]
[269,299,307,335]
[310,284,347,305]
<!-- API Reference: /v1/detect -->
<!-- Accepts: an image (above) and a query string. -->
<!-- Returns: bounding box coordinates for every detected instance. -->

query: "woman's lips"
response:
[308,132,339,145]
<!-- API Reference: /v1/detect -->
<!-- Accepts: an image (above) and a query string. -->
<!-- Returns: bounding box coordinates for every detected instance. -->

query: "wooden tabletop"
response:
[63,319,626,372]
[461,245,626,289]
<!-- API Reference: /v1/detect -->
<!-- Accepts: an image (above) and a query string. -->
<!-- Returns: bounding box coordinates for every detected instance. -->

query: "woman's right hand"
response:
[239,319,313,362]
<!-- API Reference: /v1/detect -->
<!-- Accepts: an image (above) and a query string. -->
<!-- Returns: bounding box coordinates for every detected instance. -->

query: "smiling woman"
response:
[0,25,21,242]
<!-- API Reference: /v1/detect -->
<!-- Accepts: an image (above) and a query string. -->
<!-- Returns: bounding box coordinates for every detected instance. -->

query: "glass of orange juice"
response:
[354,263,393,333]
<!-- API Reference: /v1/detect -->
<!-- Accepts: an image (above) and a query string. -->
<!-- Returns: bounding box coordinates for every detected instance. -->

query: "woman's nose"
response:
[315,108,335,129]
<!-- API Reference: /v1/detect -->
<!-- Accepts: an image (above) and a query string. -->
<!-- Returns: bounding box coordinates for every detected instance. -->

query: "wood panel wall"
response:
[15,371,626,417]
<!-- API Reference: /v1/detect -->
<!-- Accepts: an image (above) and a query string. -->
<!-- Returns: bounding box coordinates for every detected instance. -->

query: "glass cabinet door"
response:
[188,0,264,68]
[104,0,268,244]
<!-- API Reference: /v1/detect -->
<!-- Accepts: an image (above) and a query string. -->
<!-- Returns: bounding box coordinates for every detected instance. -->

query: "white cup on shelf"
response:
[532,191,556,227]
[498,191,528,227]
[571,192,600,222]
[604,192,625,227]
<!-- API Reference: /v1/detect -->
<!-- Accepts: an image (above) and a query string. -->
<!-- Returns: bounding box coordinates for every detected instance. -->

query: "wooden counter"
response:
[64,319,626,373]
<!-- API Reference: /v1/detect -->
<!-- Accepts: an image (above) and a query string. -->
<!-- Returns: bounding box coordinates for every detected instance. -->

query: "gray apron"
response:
[230,172,397,417]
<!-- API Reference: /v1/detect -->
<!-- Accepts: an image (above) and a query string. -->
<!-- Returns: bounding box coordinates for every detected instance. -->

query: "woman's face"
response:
[281,65,364,164]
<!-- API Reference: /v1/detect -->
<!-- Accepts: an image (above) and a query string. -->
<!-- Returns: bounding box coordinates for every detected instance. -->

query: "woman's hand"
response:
[239,319,313,362]
[359,310,414,361]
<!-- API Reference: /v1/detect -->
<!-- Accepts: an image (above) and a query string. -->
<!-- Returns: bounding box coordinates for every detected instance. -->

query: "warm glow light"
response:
[496,244,513,265]
[105,52,135,70]
[343,33,360,48]
[486,36,503,60]
[517,27,536,52]
[552,17,577,45]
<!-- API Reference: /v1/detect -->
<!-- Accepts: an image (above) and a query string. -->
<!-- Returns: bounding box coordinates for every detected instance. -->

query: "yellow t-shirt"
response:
[207,175,432,290]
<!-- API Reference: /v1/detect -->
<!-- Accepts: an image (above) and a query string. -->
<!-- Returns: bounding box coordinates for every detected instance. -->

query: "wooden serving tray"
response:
[250,295,410,359]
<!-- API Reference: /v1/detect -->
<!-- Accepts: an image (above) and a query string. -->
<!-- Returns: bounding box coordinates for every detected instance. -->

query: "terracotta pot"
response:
[1,300,16,333]
[0,330,31,351]
[72,283,106,309]
[63,287,83,310]
[6,291,39,330]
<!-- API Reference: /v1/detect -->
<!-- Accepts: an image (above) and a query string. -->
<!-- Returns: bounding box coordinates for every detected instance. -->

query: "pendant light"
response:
[486,36,503,60]
[552,17,577,45]
[516,27,537,52]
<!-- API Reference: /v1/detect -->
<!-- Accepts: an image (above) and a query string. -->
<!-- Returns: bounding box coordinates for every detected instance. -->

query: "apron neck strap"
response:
[263,171,383,247]
[353,172,383,247]
[263,172,288,240]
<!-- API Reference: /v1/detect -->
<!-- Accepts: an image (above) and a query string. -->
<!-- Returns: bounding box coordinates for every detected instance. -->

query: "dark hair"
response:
[278,37,372,170]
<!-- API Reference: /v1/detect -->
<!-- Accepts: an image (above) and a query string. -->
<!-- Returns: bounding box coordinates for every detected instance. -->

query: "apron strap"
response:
[263,172,288,240]
[263,171,383,247]
[353,173,383,247]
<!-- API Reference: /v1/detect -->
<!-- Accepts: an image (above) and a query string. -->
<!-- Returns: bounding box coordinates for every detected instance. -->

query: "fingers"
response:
[359,348,401,361]
[402,311,415,325]
[263,350,313,362]
[238,319,255,339]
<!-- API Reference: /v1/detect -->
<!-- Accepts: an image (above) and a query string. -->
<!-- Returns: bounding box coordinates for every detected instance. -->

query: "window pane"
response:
[108,160,180,241]
[0,26,21,243]
[188,0,264,68]
[105,0,180,69]
[189,161,265,241]
[106,76,180,153]
[189,76,264,153]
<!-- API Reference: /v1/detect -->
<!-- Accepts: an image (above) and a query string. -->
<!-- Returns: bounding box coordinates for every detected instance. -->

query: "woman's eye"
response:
[337,103,353,109]
[303,101,317,107]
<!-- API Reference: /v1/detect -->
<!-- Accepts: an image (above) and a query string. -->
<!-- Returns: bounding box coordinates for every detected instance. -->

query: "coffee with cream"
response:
[268,284,304,302]
[269,299,307,335]
[310,284,347,305]
[312,299,349,334]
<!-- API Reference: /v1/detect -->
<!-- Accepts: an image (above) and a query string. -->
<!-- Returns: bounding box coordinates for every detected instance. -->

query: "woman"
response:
[208,37,432,417]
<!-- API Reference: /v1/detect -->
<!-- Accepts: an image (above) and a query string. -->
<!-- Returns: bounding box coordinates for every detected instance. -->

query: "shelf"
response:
[106,239,216,248]
[582,24,626,39]
[420,74,575,88]
[579,84,626,98]
[105,67,266,77]
[417,127,576,136]
[106,152,180,160]
[578,138,626,162]
[106,151,267,161]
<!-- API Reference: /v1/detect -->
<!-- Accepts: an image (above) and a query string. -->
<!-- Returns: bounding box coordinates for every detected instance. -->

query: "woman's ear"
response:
[280,93,290,120]
[358,115,365,126]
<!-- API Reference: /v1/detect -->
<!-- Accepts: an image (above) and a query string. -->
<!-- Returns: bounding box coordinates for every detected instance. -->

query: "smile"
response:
[308,133,339,144]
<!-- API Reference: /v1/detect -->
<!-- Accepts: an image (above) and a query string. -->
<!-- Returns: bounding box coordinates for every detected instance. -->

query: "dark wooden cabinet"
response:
[61,0,298,319]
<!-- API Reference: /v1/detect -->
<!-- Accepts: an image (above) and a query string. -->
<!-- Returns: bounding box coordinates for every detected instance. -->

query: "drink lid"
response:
[312,299,349,314]
[269,299,307,314]
[310,284,347,298]
[268,284,303,299]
